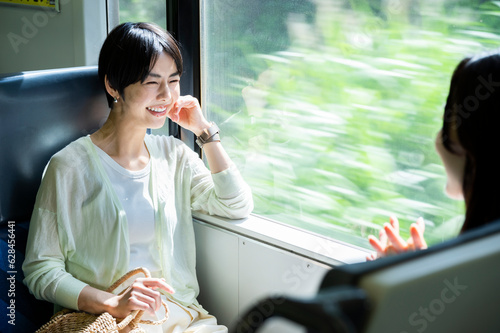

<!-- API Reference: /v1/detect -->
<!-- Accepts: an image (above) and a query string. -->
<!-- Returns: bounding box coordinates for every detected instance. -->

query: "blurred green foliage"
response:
[202,0,500,248]
[119,0,166,28]
[119,0,500,249]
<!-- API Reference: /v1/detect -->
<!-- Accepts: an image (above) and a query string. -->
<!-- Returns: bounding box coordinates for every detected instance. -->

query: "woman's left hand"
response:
[366,216,428,261]
[167,95,211,136]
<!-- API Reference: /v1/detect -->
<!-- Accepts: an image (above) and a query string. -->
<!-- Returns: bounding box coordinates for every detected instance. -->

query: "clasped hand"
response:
[107,277,174,319]
[366,216,428,261]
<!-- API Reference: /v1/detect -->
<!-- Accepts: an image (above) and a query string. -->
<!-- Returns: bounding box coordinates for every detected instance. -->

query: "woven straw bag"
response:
[35,267,168,333]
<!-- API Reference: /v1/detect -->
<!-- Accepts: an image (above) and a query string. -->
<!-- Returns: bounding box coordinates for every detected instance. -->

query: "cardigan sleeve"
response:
[22,157,88,311]
[186,148,254,219]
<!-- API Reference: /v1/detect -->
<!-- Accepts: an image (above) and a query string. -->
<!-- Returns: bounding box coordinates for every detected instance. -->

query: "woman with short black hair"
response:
[23,22,253,332]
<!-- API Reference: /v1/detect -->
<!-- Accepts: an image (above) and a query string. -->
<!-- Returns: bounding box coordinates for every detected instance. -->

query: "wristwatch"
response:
[196,122,220,148]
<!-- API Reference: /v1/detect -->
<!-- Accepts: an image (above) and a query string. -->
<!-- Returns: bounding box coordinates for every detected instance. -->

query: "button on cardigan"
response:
[22,135,253,311]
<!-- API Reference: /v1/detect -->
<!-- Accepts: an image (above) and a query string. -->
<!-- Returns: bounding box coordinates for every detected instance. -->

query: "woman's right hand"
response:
[105,277,174,319]
[366,216,428,261]
[78,277,174,326]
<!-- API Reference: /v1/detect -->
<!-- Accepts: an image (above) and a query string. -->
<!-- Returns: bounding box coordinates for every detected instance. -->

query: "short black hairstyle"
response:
[98,22,183,107]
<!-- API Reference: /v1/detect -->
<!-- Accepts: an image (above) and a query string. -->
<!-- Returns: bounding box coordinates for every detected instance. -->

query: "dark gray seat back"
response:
[0,66,109,332]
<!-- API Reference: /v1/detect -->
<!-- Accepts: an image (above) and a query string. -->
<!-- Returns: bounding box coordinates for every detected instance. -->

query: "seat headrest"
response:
[0,66,109,224]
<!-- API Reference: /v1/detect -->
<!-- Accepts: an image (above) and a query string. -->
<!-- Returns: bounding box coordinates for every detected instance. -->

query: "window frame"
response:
[166,0,201,154]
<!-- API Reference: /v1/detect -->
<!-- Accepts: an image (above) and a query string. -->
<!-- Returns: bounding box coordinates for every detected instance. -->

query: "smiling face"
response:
[111,51,181,130]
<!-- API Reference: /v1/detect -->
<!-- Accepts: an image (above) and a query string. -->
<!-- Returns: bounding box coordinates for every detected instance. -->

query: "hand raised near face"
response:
[167,95,211,136]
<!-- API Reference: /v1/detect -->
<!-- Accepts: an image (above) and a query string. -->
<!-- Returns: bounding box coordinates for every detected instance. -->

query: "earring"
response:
[113,96,118,103]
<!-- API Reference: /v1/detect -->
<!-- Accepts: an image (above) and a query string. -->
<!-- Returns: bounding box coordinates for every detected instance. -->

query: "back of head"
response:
[443,51,500,231]
[98,22,183,107]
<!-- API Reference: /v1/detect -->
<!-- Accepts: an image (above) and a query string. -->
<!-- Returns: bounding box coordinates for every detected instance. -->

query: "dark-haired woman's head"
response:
[98,22,183,107]
[438,51,500,231]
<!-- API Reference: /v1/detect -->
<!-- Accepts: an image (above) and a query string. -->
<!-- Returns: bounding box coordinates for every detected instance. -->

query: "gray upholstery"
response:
[0,66,109,224]
[0,66,109,332]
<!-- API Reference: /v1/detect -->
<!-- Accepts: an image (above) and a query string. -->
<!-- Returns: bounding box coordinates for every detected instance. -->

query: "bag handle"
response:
[106,267,169,330]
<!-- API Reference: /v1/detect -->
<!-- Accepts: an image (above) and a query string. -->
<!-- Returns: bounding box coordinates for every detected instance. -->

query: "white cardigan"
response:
[23,135,253,311]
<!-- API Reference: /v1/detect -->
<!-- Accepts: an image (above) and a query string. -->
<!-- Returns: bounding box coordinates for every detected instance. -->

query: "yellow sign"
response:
[0,0,59,11]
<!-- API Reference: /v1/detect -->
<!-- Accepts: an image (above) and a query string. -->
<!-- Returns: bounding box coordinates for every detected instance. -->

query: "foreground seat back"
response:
[0,66,109,332]
[233,219,500,333]
[355,221,500,333]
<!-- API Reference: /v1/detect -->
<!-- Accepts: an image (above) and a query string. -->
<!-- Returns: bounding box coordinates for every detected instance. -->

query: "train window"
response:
[200,0,500,249]
[118,0,166,29]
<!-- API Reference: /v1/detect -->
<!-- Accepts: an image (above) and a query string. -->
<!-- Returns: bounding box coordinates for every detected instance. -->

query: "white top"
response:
[94,145,161,273]
[23,135,254,311]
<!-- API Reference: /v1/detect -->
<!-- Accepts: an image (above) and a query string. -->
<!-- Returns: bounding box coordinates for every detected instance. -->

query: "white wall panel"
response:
[236,236,330,332]
[194,220,331,332]
[194,222,240,327]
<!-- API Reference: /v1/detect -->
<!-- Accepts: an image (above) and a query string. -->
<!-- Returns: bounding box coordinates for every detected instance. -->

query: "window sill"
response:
[193,212,369,267]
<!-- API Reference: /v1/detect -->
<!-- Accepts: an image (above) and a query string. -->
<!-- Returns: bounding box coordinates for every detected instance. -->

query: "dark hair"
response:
[442,51,500,232]
[98,22,183,107]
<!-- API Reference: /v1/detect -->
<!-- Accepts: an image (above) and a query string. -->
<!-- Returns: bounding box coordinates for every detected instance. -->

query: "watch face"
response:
[196,138,204,148]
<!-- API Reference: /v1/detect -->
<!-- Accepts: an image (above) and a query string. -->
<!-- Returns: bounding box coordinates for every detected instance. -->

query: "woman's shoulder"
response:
[48,136,93,169]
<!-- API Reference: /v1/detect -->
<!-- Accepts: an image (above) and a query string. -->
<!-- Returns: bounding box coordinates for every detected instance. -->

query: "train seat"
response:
[233,218,500,332]
[0,66,109,331]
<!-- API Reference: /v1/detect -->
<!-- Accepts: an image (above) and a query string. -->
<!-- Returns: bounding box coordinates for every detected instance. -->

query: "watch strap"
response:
[196,123,220,148]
